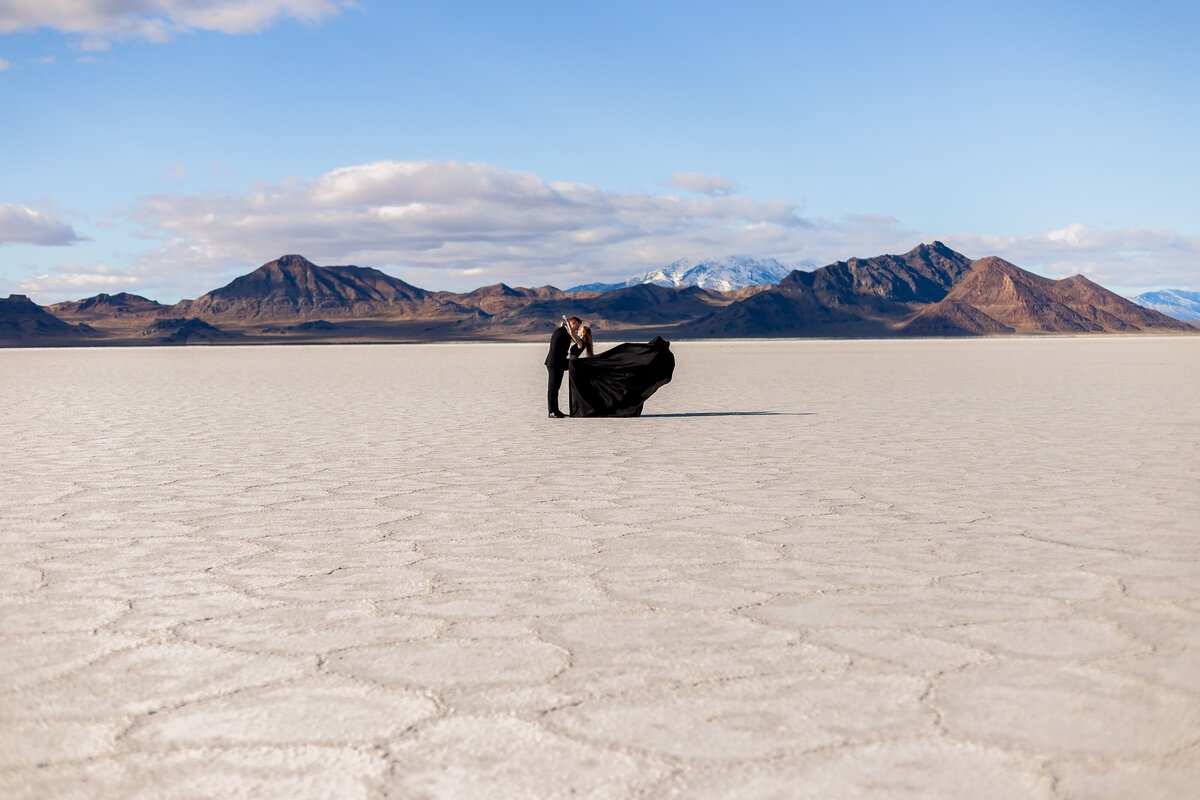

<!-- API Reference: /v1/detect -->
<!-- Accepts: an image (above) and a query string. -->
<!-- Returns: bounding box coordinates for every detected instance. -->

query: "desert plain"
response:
[1,337,1198,799]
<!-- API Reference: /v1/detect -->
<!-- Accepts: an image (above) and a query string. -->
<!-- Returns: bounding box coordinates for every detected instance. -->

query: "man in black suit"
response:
[546,315,581,418]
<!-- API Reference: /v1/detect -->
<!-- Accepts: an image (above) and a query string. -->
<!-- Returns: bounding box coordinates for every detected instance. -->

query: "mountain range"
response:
[569,256,796,292]
[3,244,1193,346]
[1130,289,1200,322]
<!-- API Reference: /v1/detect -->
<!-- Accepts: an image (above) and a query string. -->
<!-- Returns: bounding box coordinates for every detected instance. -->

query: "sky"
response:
[2,0,1198,303]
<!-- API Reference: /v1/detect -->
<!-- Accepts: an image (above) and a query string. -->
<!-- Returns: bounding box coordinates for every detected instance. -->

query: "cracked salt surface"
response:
[1,338,1198,798]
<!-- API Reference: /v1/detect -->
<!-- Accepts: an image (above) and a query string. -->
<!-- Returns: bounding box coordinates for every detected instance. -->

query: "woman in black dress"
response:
[566,330,675,417]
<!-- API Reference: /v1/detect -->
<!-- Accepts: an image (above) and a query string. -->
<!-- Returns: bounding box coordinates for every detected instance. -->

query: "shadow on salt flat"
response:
[638,411,813,418]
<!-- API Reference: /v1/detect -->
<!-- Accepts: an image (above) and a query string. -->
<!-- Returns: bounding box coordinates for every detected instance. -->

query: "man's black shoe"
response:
[548,411,566,418]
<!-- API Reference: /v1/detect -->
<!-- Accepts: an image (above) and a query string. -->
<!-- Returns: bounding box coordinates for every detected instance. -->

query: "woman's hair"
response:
[580,326,594,357]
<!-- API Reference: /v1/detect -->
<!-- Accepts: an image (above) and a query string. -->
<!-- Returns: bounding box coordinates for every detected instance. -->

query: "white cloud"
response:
[129,159,861,290]
[0,55,10,70]
[0,1,352,46]
[667,172,741,196]
[0,203,83,245]
[110,160,1200,296]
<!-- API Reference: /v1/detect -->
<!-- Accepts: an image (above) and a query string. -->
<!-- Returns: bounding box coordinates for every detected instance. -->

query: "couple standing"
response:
[545,315,676,418]
[545,315,592,417]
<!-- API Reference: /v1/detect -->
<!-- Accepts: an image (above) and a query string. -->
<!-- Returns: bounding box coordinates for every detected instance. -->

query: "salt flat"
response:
[1,338,1198,799]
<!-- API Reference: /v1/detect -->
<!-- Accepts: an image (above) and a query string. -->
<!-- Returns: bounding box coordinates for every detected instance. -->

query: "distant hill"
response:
[0,294,96,343]
[907,260,1190,335]
[556,283,735,325]
[171,254,445,321]
[903,300,1015,336]
[48,292,168,320]
[9,244,1196,346]
[140,317,240,344]
[1131,289,1200,322]
[452,283,566,315]
[905,258,1191,334]
[570,256,795,292]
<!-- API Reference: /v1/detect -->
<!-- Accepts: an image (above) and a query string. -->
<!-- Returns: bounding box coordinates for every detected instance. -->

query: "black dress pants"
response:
[547,366,566,413]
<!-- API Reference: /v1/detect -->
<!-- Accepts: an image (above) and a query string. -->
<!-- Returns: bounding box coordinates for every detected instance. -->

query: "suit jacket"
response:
[545,326,572,368]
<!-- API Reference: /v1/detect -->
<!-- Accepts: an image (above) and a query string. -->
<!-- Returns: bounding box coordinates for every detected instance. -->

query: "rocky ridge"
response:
[5,244,1192,345]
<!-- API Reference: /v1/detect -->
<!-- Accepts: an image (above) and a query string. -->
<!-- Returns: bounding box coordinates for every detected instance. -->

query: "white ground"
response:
[1,338,1198,799]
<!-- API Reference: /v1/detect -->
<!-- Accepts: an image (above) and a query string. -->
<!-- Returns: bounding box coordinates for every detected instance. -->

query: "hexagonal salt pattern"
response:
[2,339,1197,798]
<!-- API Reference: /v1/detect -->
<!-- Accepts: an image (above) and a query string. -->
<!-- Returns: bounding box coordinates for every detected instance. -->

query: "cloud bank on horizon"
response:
[3,1,1198,303]
[11,159,1198,302]
[126,160,816,288]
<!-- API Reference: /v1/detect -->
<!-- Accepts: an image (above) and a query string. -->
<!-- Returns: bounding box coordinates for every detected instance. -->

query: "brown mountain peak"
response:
[969,255,1023,271]
[467,283,521,297]
[172,254,442,321]
[930,256,1192,333]
[266,254,319,271]
[905,240,961,260]
[789,241,975,308]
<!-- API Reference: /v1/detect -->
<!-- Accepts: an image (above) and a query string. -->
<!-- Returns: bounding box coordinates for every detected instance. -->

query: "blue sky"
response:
[2,0,1198,302]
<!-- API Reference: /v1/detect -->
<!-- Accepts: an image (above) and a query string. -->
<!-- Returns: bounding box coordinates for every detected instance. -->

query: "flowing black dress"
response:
[568,337,675,417]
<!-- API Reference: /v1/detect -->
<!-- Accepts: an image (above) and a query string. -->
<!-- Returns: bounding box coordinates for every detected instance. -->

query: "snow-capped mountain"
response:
[569,256,797,293]
[1130,289,1200,322]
